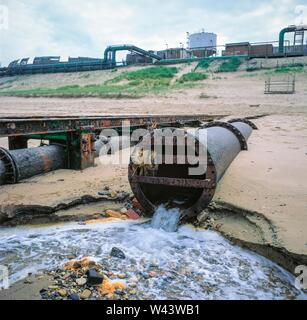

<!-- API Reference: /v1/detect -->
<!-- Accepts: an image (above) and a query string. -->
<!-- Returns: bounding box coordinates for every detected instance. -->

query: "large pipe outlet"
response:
[128,119,257,219]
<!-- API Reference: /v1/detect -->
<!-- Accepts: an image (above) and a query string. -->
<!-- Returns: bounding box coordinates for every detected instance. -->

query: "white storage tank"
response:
[188,31,217,49]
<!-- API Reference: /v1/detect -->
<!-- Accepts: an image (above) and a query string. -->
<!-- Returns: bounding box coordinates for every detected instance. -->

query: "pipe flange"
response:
[228,118,258,130]
[0,148,19,184]
[201,121,248,151]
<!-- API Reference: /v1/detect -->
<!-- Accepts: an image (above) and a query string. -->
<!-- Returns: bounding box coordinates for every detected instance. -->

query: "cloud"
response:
[0,0,306,66]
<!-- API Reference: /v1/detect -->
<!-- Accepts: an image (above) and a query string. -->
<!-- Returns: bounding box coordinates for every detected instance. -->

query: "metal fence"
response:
[265,76,296,94]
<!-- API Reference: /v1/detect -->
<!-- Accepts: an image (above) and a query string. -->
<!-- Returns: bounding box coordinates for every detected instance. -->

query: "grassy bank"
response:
[217,57,243,72]
[0,66,208,98]
[0,66,181,98]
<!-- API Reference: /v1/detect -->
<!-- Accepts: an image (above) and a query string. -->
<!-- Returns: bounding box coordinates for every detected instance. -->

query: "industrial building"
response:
[223,25,307,58]
[188,31,217,57]
[156,48,191,60]
[126,52,154,65]
[223,42,250,56]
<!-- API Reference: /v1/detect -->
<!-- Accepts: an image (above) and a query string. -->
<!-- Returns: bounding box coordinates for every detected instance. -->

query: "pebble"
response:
[87,269,104,286]
[120,208,128,214]
[110,247,126,259]
[76,278,87,286]
[69,293,80,301]
[58,289,68,297]
[80,289,92,300]
[110,191,118,198]
[149,271,157,278]
[117,274,126,279]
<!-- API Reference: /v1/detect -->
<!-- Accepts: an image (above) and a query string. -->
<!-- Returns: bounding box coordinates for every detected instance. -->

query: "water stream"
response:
[0,207,306,300]
[151,206,181,232]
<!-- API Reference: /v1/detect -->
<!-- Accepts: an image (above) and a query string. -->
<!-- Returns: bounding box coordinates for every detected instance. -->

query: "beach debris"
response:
[98,279,126,298]
[125,209,140,220]
[105,210,124,219]
[132,198,142,210]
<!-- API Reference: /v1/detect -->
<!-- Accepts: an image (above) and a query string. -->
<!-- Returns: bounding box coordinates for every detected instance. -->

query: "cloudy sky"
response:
[0,0,307,66]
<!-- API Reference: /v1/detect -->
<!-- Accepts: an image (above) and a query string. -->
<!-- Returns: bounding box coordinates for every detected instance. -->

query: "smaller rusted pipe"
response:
[9,145,66,181]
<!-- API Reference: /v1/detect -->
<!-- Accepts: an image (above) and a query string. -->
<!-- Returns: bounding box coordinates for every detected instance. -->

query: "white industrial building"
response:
[188,31,217,49]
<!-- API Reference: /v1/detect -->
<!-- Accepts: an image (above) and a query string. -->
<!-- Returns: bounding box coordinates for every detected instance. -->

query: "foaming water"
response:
[0,219,306,300]
[151,206,181,232]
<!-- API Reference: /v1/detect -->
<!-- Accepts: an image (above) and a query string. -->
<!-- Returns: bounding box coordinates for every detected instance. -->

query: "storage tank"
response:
[188,31,217,49]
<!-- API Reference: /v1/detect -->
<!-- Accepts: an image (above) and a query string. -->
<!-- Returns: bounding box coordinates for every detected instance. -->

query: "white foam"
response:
[0,220,306,300]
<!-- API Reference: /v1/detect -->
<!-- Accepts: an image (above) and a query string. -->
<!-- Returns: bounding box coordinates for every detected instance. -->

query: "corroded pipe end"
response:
[128,119,257,219]
[0,147,19,185]
[128,129,218,220]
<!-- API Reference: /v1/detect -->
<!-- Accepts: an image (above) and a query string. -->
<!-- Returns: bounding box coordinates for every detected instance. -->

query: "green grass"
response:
[217,57,242,72]
[246,66,262,72]
[274,63,305,73]
[177,72,208,83]
[196,60,212,70]
[0,66,182,98]
[108,66,178,83]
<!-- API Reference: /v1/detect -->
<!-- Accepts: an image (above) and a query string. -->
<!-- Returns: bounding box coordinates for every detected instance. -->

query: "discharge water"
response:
[151,206,181,232]
[0,207,306,300]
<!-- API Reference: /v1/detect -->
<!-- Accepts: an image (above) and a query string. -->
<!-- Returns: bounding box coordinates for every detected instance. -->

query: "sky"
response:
[0,0,307,66]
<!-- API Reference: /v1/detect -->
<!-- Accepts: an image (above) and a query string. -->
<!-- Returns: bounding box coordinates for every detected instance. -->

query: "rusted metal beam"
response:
[129,175,213,189]
[0,114,224,137]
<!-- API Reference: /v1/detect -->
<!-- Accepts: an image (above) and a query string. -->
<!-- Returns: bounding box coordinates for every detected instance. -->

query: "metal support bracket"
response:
[66,128,95,170]
[228,118,258,130]
[201,121,248,151]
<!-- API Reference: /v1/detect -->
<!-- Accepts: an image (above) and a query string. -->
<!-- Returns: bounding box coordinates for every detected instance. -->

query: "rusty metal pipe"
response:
[0,145,66,184]
[0,136,132,185]
[128,119,257,219]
